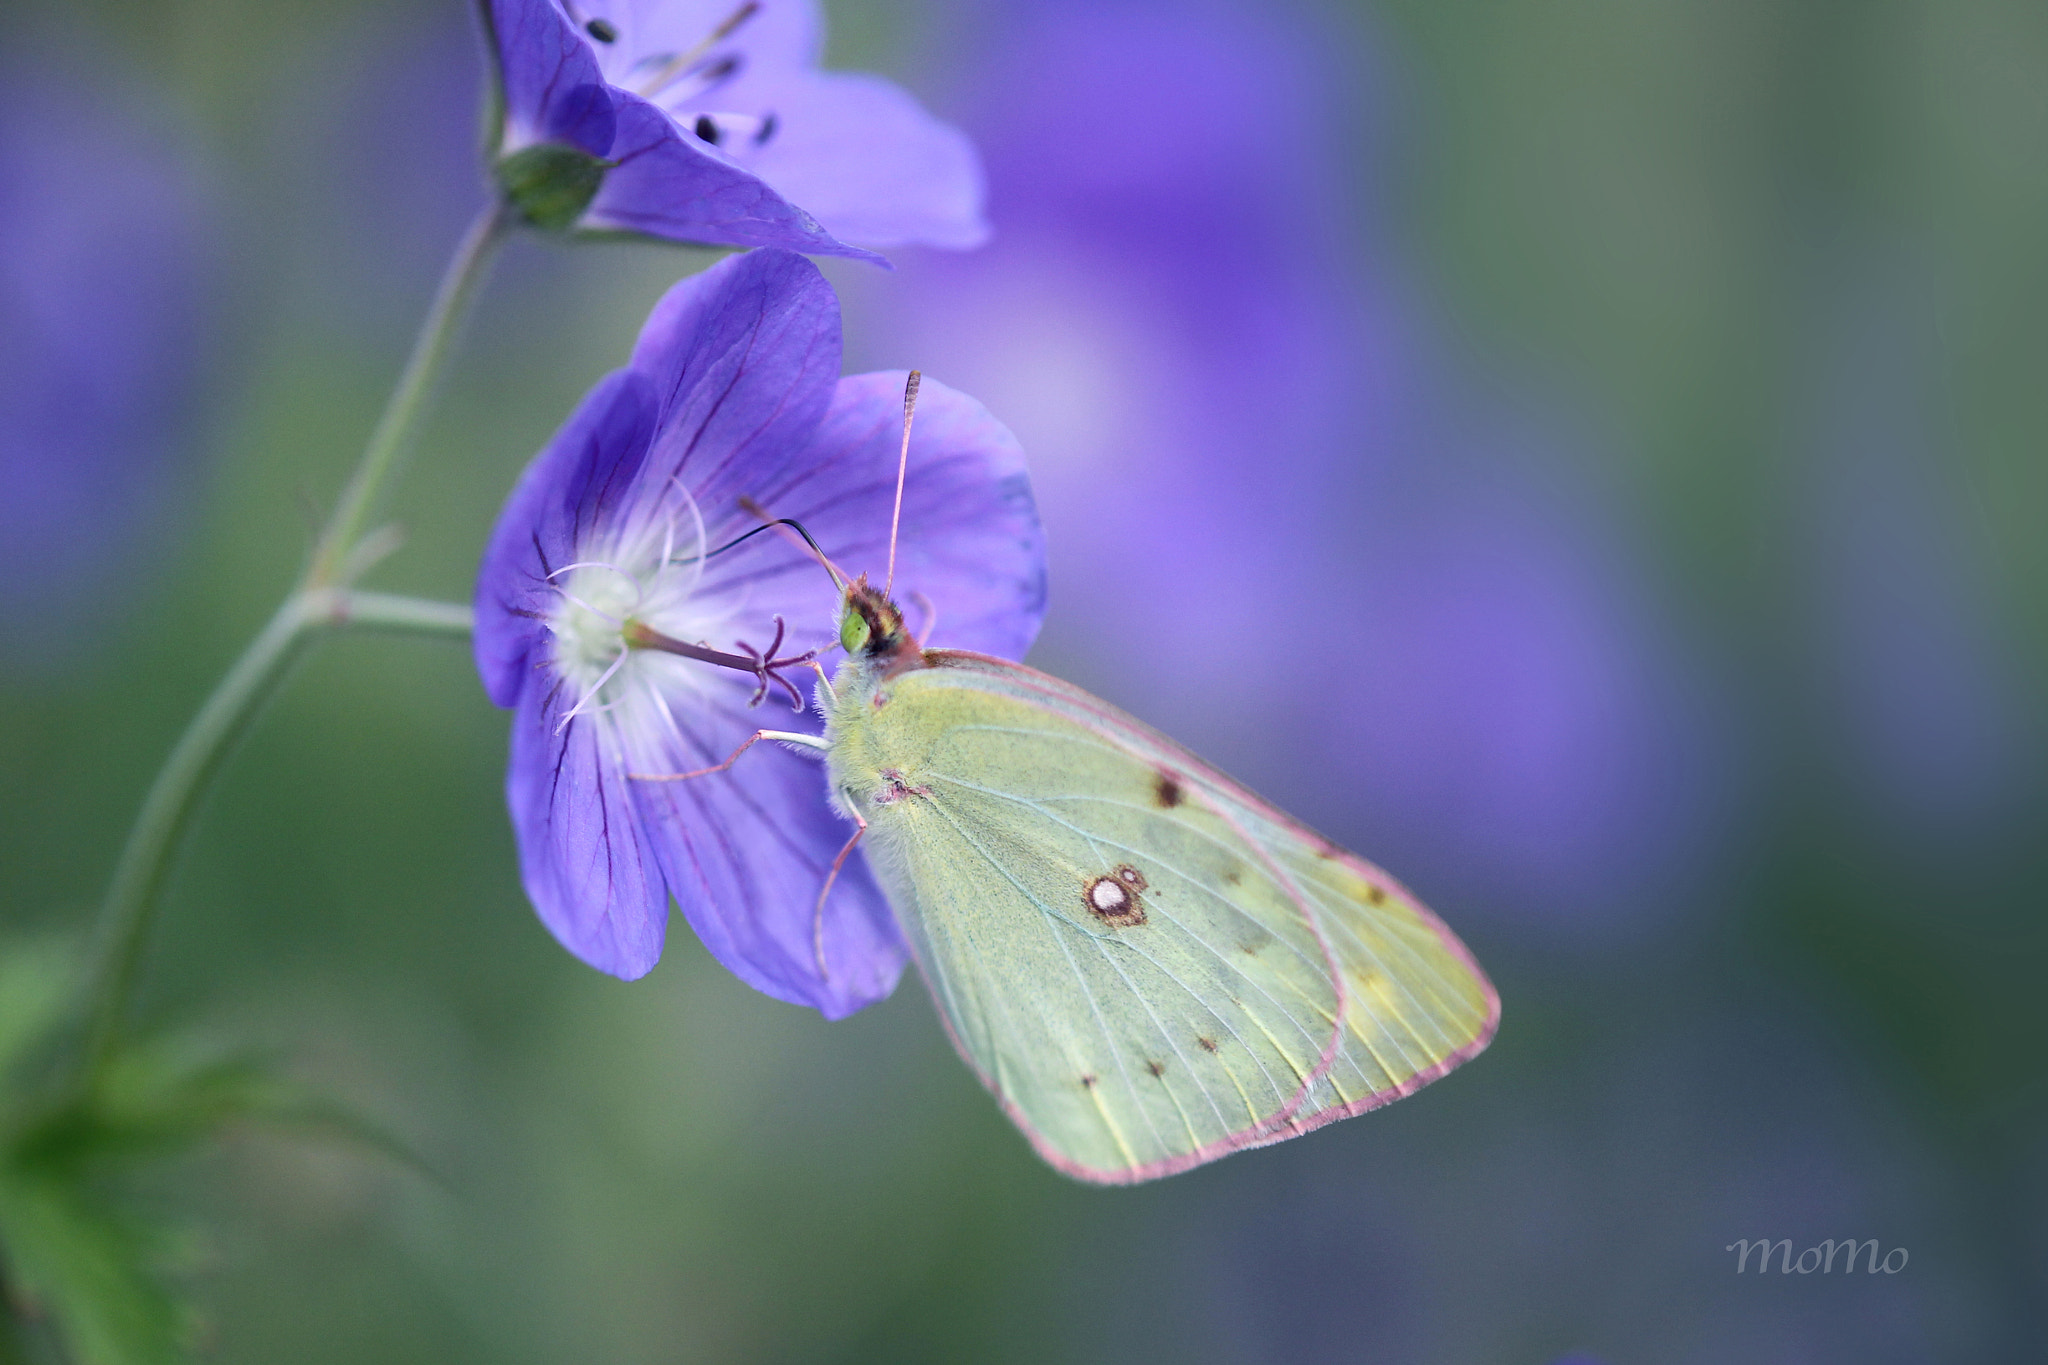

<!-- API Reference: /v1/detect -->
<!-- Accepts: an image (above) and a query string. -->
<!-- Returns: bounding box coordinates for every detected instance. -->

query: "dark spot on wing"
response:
[872,768,930,805]
[1080,1074,1098,1090]
[1365,883,1387,905]
[1237,923,1277,956]
[584,17,617,42]
[1221,865,1243,887]
[694,114,722,145]
[754,111,778,145]
[1084,873,1146,928]
[1196,1036,1219,1053]
[1144,1060,1165,1078]
[1152,770,1184,808]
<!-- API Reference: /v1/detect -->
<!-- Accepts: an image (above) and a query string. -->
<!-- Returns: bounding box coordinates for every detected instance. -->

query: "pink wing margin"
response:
[912,649,1501,1185]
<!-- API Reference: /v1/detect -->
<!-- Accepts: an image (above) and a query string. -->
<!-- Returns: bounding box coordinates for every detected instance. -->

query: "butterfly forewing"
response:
[831,650,1497,1183]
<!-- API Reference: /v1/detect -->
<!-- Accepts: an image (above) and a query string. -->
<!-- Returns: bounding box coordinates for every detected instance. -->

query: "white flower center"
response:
[551,562,640,683]
[543,483,736,731]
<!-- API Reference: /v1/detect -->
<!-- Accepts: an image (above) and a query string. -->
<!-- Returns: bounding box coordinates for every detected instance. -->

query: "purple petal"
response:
[1,51,214,668]
[483,0,618,156]
[625,247,843,514]
[580,94,882,260]
[621,358,1046,668]
[540,81,618,154]
[622,682,905,1019]
[751,371,1045,659]
[508,673,670,979]
[740,72,990,250]
[474,369,660,707]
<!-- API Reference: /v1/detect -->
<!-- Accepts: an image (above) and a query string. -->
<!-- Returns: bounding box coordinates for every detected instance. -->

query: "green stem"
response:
[306,201,512,586]
[80,596,318,1077]
[77,203,509,1081]
[340,591,476,638]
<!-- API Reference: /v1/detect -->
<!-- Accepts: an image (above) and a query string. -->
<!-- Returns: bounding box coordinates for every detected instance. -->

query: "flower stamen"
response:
[630,0,761,100]
[664,474,711,595]
[556,646,630,731]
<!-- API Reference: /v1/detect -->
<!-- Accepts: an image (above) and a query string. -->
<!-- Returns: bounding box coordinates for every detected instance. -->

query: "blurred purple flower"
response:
[1324,443,1720,937]
[482,0,985,255]
[285,11,493,324]
[474,247,1042,1015]
[0,54,212,668]
[856,0,1718,939]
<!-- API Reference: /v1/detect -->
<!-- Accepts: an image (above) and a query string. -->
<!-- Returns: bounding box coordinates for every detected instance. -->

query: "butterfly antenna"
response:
[738,496,848,591]
[885,370,921,599]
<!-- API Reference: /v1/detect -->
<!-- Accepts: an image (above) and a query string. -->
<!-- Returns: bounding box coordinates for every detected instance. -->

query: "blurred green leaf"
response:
[91,1042,432,1182]
[0,1170,195,1365]
[0,939,80,1087]
[0,1022,427,1363]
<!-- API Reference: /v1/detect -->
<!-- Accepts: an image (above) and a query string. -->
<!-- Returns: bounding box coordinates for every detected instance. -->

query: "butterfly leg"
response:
[626,729,827,782]
[812,812,868,980]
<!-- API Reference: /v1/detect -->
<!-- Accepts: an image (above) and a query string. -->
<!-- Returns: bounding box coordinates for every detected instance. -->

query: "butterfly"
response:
[649,373,1498,1185]
[815,580,1498,1183]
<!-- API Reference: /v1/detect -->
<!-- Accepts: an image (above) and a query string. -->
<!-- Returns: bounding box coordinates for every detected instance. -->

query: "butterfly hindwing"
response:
[1250,802,1499,1140]
[828,649,1497,1183]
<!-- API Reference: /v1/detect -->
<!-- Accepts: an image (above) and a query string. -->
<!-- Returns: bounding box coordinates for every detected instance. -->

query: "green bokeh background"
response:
[4,0,2045,1360]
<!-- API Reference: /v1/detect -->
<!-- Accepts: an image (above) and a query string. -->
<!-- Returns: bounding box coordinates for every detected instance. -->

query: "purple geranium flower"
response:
[1,51,213,670]
[474,247,1043,1016]
[481,0,986,257]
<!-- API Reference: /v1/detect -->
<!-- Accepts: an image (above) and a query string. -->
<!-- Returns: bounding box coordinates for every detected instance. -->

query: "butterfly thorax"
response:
[822,579,949,822]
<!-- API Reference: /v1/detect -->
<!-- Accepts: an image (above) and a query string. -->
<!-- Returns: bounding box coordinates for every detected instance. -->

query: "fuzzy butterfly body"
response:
[822,583,1498,1184]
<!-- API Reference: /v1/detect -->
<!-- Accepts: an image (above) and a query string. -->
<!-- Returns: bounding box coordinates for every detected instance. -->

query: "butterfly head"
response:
[836,372,927,675]
[838,576,915,665]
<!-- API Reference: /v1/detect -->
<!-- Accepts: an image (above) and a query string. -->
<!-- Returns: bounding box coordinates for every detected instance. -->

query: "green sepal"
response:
[493,142,612,231]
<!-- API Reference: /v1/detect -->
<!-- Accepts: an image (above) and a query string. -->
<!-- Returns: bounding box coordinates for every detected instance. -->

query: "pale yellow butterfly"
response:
[655,374,1497,1183]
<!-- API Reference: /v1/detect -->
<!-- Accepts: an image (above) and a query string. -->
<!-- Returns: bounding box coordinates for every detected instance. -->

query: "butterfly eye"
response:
[838,609,871,655]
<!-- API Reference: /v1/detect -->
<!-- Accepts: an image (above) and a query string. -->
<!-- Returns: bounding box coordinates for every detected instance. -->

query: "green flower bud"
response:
[494,143,611,232]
